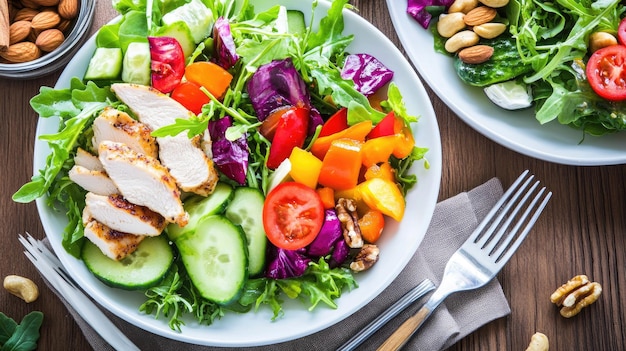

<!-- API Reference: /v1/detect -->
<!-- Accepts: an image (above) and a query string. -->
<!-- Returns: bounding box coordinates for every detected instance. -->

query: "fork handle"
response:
[376,305,433,351]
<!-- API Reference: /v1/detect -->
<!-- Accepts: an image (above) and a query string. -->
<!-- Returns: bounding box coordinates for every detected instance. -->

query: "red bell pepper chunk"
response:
[367,111,396,139]
[266,107,309,169]
[319,108,349,137]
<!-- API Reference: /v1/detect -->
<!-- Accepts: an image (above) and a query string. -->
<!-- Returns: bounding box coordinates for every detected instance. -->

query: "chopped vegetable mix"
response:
[13,0,430,331]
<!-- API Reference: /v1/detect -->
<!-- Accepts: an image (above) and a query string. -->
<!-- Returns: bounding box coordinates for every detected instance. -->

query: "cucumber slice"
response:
[82,235,174,290]
[287,10,306,36]
[162,0,214,43]
[122,42,151,85]
[84,47,123,82]
[225,187,267,277]
[167,182,234,242]
[155,21,196,58]
[176,215,248,304]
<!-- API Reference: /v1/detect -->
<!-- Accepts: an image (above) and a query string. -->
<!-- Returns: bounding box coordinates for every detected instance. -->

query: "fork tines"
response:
[469,170,552,264]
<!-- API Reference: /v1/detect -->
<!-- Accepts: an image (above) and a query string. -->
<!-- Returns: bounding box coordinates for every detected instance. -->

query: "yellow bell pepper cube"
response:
[359,177,405,221]
[288,147,323,189]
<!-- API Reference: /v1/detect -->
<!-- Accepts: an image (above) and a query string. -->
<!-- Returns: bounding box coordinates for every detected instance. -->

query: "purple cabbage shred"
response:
[307,209,343,257]
[208,116,248,185]
[265,247,311,279]
[341,53,394,96]
[213,17,239,69]
[407,0,454,29]
[247,58,323,134]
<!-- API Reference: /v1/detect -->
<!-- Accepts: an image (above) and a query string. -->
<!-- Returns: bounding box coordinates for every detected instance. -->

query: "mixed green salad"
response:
[409,0,626,136]
[13,0,429,331]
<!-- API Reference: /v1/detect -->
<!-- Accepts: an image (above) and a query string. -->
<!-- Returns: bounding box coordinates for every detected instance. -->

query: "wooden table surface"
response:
[1,1,625,350]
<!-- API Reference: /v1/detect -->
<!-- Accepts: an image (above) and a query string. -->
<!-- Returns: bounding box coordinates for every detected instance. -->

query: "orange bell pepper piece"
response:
[393,128,415,159]
[310,120,372,159]
[361,135,397,167]
[316,187,336,209]
[359,177,405,221]
[364,162,396,183]
[318,138,363,191]
[358,209,385,243]
[185,61,233,100]
[288,147,322,189]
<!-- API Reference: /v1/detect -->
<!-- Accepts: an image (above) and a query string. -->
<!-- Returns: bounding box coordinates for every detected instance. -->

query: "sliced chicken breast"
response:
[157,133,219,195]
[98,140,188,227]
[84,192,166,236]
[68,165,118,196]
[74,148,104,171]
[92,107,158,159]
[110,83,219,196]
[83,218,145,261]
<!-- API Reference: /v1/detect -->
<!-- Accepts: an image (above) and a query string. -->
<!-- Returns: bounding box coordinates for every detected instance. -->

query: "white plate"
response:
[34,0,442,347]
[386,1,626,166]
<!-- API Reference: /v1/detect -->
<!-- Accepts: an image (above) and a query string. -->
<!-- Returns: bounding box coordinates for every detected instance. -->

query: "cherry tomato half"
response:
[586,45,626,101]
[171,81,211,115]
[266,107,309,169]
[263,182,325,250]
[148,36,185,93]
[618,18,626,46]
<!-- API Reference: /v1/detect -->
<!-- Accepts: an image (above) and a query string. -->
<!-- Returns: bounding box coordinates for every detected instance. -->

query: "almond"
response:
[458,44,494,64]
[35,28,64,52]
[31,10,61,30]
[58,0,78,19]
[0,42,42,62]
[9,21,31,45]
[32,0,61,6]
[13,8,40,22]
[464,6,497,26]
[20,0,42,10]
[57,18,72,33]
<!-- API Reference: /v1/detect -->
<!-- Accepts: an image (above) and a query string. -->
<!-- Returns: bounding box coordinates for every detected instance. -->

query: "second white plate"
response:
[386,1,626,166]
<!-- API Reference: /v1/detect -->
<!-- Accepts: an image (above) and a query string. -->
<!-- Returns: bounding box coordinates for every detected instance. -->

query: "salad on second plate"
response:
[14,0,430,331]
[408,0,626,136]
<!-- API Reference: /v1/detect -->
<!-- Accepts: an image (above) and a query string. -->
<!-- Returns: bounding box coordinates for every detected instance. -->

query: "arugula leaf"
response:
[0,311,43,351]
[305,0,353,56]
[0,313,18,345]
[382,82,419,125]
[13,79,111,204]
[310,67,386,124]
[140,266,193,332]
[239,257,357,319]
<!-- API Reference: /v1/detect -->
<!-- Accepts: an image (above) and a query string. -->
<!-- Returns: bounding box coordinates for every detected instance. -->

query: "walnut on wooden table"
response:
[550,274,602,318]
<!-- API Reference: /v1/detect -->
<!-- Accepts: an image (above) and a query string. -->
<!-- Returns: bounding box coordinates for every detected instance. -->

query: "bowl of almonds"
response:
[0,0,95,78]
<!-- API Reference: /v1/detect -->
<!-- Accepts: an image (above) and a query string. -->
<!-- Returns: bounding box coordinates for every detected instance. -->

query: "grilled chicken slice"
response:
[110,83,219,196]
[92,107,158,159]
[68,165,118,196]
[74,148,104,171]
[84,192,167,236]
[83,218,145,261]
[98,140,188,226]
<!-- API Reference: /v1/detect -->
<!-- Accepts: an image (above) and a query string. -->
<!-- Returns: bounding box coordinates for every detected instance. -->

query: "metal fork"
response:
[377,170,552,351]
[19,233,140,351]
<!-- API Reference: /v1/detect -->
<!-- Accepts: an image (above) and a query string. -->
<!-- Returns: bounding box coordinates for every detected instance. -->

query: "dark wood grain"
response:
[1,1,624,350]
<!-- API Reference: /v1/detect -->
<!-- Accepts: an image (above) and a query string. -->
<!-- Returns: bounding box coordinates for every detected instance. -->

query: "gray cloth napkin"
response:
[46,177,509,351]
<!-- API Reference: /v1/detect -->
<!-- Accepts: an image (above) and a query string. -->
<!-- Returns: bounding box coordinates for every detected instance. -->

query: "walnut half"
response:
[336,198,363,248]
[550,275,602,318]
[350,244,380,272]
